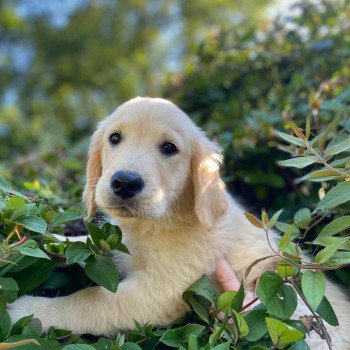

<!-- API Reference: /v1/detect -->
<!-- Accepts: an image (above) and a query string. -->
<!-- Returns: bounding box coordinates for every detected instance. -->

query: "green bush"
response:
[1,1,350,349]
[165,0,350,212]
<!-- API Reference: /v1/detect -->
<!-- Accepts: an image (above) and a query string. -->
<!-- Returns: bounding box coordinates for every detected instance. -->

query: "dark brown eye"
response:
[161,142,178,156]
[109,132,121,145]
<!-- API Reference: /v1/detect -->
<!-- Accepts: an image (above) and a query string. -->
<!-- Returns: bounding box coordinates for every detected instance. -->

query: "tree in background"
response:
[0,0,272,160]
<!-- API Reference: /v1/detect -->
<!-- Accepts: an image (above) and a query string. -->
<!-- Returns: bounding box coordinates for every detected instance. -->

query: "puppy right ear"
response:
[83,128,103,217]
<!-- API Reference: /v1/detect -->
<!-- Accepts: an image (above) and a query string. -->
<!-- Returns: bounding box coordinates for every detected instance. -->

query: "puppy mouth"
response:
[103,198,142,218]
[109,206,138,218]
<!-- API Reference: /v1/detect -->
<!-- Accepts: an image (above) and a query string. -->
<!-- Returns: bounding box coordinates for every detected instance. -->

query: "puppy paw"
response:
[7,296,51,331]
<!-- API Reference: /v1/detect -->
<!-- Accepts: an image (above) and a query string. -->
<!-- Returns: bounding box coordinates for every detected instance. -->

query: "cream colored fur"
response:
[8,97,350,349]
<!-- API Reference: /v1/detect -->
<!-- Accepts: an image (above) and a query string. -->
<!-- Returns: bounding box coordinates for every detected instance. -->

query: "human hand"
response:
[215,257,259,311]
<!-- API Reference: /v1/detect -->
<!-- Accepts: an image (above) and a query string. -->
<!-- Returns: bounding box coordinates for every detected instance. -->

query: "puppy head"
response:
[83,97,227,230]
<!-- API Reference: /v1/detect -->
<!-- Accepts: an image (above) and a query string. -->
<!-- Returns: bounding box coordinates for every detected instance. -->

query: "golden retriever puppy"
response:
[8,97,350,349]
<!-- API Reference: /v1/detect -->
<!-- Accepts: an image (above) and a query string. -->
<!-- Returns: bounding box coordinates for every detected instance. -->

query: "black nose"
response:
[110,171,144,199]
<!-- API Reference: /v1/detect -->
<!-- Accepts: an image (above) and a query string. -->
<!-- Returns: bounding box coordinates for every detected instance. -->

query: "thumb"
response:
[215,257,241,291]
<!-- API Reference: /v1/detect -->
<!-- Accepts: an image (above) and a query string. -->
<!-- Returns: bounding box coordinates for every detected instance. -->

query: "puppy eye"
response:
[109,132,121,145]
[161,142,178,156]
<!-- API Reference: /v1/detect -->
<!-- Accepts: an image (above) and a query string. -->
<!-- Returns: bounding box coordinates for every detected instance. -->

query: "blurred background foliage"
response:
[0,0,272,159]
[1,1,350,231]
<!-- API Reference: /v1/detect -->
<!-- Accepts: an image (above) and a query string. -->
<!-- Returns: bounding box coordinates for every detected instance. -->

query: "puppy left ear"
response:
[192,136,228,231]
[83,128,103,218]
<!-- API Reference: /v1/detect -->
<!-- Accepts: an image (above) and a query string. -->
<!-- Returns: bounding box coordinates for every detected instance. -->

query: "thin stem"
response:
[263,229,313,270]
[5,229,17,242]
[240,297,259,312]
[305,141,350,178]
[287,278,332,350]
[264,227,350,271]
[9,236,28,248]
[300,213,328,240]
[210,314,229,346]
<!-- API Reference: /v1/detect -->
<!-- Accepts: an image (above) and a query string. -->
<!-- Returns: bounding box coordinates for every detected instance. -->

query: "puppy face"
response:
[83,97,228,230]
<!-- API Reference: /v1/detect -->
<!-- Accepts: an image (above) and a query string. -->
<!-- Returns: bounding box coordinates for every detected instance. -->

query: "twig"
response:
[287,277,332,350]
[304,141,350,178]
[9,236,28,247]
[263,226,350,271]
[300,213,328,240]
[240,297,259,312]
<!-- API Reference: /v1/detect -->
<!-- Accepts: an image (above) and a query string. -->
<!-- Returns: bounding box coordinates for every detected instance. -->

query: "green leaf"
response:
[289,339,311,350]
[85,255,119,292]
[218,282,244,312]
[12,240,50,260]
[317,181,350,210]
[210,343,231,350]
[0,277,18,304]
[0,293,6,315]
[0,277,18,291]
[276,132,305,146]
[326,251,350,266]
[275,222,300,238]
[187,334,198,350]
[0,177,28,199]
[279,227,293,251]
[232,310,249,338]
[316,296,339,326]
[317,216,350,239]
[99,239,111,251]
[276,261,297,279]
[267,284,298,319]
[42,272,71,290]
[315,237,348,263]
[0,310,12,342]
[218,291,236,312]
[121,343,142,350]
[12,215,47,234]
[87,223,107,247]
[265,317,304,349]
[183,276,220,305]
[188,294,210,323]
[325,138,350,156]
[293,208,311,229]
[106,234,121,250]
[244,310,267,342]
[15,260,57,294]
[62,345,96,350]
[51,211,83,226]
[278,156,318,169]
[6,196,26,211]
[231,281,245,312]
[160,324,205,348]
[301,271,326,311]
[301,169,341,182]
[268,209,283,228]
[256,271,297,319]
[256,271,283,307]
[117,243,130,255]
[66,242,93,264]
[261,210,268,227]
[10,315,34,335]
[0,176,11,192]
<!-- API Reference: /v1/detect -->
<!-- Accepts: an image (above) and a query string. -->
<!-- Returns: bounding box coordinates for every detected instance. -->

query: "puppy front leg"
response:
[8,277,187,336]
